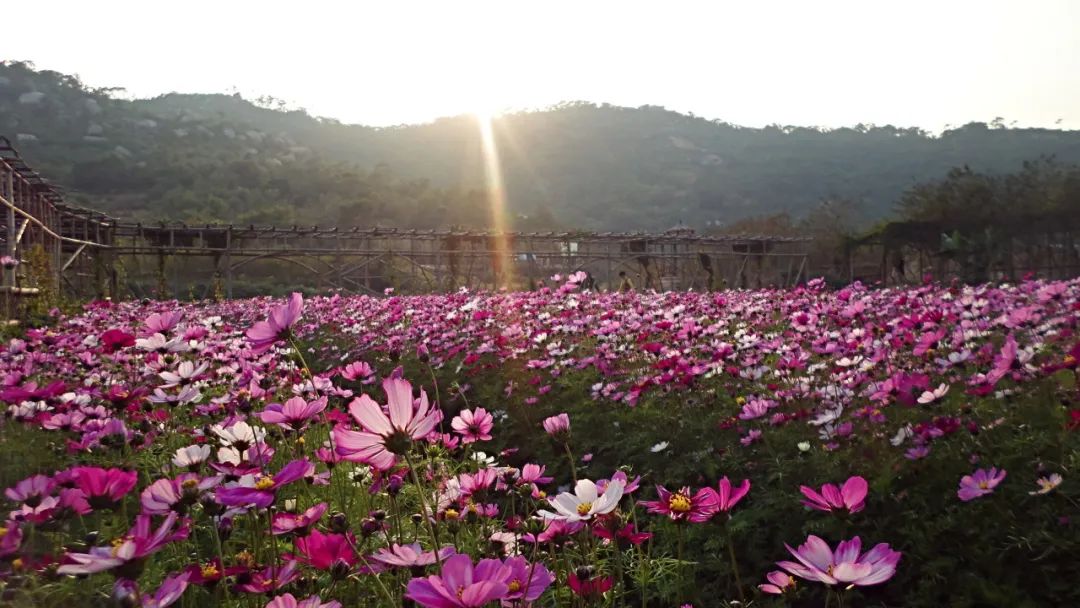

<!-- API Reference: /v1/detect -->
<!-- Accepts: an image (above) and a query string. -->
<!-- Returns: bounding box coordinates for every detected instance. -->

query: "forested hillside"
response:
[4,60,1080,230]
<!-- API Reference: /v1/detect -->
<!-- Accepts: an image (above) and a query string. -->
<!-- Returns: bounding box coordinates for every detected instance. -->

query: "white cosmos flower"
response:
[917,383,950,404]
[538,479,625,522]
[650,441,670,453]
[172,444,212,468]
[159,361,209,388]
[212,421,266,447]
[471,451,496,466]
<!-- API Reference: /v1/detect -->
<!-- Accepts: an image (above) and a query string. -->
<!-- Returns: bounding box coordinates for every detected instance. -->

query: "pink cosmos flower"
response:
[522,519,585,544]
[272,502,328,535]
[71,466,138,510]
[235,561,300,594]
[957,467,1007,501]
[113,571,189,608]
[259,396,328,432]
[597,471,641,494]
[518,463,553,487]
[777,535,901,587]
[145,311,184,334]
[369,543,456,568]
[5,474,54,506]
[451,407,494,443]
[740,429,762,446]
[294,529,357,573]
[758,570,797,594]
[405,553,510,608]
[265,594,342,608]
[58,512,190,576]
[642,486,719,523]
[216,459,314,508]
[800,476,867,514]
[246,292,304,353]
[333,377,441,470]
[140,474,220,515]
[541,413,570,437]
[716,477,751,512]
[340,361,376,383]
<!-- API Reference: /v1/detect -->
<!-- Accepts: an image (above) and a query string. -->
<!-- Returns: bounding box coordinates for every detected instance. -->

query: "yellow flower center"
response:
[181,479,199,490]
[536,490,546,499]
[444,508,460,520]
[11,558,23,570]
[576,502,593,516]
[254,477,275,491]
[669,493,693,513]
[201,564,220,578]
[236,550,255,567]
[508,579,522,593]
[1065,355,1076,365]
[110,536,129,557]
[736,396,746,405]
[0,527,7,539]
[978,481,989,490]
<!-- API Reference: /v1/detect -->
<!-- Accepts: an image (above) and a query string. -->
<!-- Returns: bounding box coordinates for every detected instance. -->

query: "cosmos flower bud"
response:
[360,518,381,538]
[330,512,349,533]
[387,475,404,497]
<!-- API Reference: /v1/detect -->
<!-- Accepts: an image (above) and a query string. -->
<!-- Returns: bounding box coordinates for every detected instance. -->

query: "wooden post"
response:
[225,225,234,299]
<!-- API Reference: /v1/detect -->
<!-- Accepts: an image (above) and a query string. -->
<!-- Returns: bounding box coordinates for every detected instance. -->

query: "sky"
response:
[5,0,1080,130]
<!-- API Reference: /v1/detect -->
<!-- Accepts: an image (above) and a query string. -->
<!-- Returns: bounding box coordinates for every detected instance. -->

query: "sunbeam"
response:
[476,112,514,288]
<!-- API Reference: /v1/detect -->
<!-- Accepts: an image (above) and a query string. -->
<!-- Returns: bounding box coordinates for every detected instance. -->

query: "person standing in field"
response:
[618,271,635,292]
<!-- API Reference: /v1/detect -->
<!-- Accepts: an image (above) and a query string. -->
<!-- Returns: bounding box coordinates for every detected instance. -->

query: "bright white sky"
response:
[6,0,1080,130]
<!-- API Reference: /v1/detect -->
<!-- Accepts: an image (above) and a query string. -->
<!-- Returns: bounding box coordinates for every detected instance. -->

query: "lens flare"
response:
[476,112,513,288]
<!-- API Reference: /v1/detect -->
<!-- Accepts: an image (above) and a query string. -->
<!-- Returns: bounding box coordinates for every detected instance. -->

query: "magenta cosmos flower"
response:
[71,466,138,510]
[716,477,751,512]
[265,594,342,608]
[800,476,867,514]
[332,377,441,470]
[58,512,190,576]
[642,486,720,523]
[259,396,328,432]
[502,555,554,603]
[451,407,494,443]
[216,459,313,509]
[246,292,304,353]
[405,553,510,608]
[957,467,1007,501]
[294,529,357,574]
[777,535,901,587]
[272,502,328,536]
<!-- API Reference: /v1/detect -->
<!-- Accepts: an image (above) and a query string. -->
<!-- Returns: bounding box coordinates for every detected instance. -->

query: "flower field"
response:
[1,275,1079,607]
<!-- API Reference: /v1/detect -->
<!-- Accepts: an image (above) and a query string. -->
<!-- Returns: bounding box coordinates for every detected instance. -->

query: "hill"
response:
[4,60,1080,230]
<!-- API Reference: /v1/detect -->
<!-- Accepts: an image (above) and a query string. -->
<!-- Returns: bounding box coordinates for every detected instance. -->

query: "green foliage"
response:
[7,61,1080,234]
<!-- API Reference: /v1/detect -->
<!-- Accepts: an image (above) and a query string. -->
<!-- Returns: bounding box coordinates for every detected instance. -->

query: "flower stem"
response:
[403,451,444,568]
[563,442,578,483]
[723,521,746,604]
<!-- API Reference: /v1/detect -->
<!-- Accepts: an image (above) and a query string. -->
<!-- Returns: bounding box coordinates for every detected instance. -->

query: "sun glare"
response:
[475,112,514,288]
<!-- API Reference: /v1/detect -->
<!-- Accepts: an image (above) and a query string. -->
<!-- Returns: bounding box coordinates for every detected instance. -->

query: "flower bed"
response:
[1,276,1079,607]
